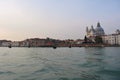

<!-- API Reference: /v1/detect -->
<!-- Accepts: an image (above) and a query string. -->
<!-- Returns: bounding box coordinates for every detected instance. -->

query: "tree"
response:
[95,36,103,44]
[84,36,88,43]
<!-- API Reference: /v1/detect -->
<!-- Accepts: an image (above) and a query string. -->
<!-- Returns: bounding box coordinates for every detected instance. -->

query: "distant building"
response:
[75,39,84,44]
[23,38,46,47]
[11,41,20,47]
[86,22,105,42]
[102,29,120,45]
[0,40,12,47]
[116,29,120,34]
[86,22,105,37]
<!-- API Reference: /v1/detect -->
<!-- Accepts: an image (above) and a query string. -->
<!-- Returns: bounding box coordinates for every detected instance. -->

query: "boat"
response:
[53,46,57,49]
[28,45,31,48]
[8,44,12,48]
[69,45,72,48]
[28,44,31,48]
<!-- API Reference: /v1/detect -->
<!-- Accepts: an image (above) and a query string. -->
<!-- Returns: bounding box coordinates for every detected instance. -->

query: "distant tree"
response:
[46,37,50,41]
[95,36,103,44]
[84,36,88,43]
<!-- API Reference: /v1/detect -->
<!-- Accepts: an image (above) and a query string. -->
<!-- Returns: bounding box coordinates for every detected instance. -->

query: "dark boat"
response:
[28,44,31,48]
[53,46,57,49]
[28,45,31,48]
[8,44,12,48]
[69,45,72,48]
[79,46,82,48]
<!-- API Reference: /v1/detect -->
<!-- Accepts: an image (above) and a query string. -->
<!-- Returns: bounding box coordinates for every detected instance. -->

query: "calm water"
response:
[0,47,120,80]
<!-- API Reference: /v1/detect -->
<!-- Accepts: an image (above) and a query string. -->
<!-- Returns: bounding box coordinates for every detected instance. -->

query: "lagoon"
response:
[0,47,120,80]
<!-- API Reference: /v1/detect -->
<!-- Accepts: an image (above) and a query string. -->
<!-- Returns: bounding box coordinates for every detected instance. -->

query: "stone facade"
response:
[86,22,105,42]
[86,22,105,37]
[102,29,120,45]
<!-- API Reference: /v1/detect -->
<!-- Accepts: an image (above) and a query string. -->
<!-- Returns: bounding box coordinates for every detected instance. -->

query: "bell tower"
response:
[86,26,89,37]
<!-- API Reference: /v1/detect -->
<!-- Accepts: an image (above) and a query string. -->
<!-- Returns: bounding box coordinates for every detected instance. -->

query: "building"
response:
[86,22,105,37]
[23,38,46,47]
[102,29,120,45]
[0,40,12,47]
[86,22,105,42]
[19,40,29,47]
[75,39,84,44]
[11,41,20,47]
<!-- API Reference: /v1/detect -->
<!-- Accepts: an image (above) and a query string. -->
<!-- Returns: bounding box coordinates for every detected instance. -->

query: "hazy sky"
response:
[0,0,120,40]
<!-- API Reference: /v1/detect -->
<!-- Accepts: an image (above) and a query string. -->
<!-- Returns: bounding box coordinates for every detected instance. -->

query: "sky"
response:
[0,0,120,41]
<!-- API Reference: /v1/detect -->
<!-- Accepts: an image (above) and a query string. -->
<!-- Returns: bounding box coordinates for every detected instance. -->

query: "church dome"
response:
[95,26,104,32]
[95,22,105,36]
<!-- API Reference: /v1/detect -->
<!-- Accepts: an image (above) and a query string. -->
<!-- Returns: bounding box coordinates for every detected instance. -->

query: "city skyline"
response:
[0,0,120,41]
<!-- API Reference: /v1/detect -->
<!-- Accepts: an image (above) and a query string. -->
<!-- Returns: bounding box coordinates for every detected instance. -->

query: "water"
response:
[0,47,120,80]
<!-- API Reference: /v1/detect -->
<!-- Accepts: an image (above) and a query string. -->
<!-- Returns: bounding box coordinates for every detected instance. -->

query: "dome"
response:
[95,26,104,32]
[116,29,120,34]
[95,22,105,36]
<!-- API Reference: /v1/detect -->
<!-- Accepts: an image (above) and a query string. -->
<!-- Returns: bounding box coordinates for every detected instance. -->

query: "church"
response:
[86,22,105,42]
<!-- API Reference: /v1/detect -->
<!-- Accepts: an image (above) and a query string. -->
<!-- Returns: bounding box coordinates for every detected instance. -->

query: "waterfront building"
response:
[1,40,12,47]
[75,39,84,44]
[11,41,20,47]
[86,22,105,42]
[19,40,29,47]
[86,22,105,37]
[23,38,46,47]
[102,29,120,45]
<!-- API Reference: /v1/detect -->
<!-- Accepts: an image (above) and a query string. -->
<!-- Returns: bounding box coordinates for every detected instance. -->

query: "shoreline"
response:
[0,44,120,48]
